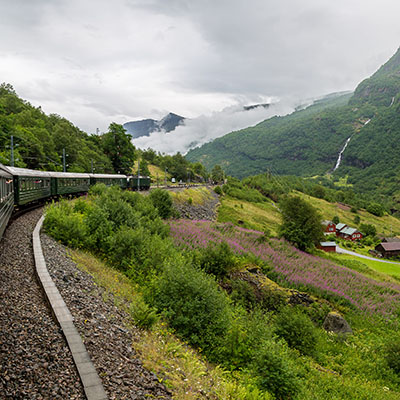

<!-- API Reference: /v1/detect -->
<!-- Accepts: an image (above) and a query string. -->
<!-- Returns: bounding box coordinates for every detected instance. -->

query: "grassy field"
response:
[217,196,281,236]
[296,191,400,237]
[170,186,214,205]
[334,253,400,280]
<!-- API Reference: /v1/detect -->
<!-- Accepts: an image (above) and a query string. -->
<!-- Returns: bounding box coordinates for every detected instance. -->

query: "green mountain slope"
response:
[186,47,400,204]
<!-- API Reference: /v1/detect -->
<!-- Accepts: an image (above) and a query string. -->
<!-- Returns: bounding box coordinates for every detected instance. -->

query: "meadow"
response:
[169,220,400,316]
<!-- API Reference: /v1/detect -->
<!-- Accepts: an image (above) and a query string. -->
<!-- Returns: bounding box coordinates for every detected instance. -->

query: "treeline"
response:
[218,171,389,217]
[0,83,209,179]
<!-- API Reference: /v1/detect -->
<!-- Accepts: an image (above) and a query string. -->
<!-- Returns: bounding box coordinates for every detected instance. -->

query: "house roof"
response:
[336,223,347,231]
[320,242,336,247]
[322,220,334,225]
[340,227,359,236]
[382,237,400,243]
[377,242,400,251]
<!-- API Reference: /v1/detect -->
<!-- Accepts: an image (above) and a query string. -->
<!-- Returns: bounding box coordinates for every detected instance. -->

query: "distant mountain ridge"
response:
[123,113,185,138]
[186,46,400,206]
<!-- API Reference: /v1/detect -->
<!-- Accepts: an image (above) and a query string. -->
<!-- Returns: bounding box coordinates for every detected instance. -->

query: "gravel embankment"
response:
[41,233,172,400]
[0,208,85,399]
[173,189,220,220]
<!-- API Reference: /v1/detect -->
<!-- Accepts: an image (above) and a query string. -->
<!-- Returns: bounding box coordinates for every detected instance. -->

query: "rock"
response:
[323,312,353,335]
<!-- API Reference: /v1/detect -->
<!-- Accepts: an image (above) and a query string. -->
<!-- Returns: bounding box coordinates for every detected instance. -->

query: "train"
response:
[0,163,151,241]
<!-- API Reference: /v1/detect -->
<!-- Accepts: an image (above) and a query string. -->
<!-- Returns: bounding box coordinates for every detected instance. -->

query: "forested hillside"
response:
[186,47,400,206]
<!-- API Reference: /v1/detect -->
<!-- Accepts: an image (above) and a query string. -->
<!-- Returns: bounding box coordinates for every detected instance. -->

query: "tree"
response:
[332,215,340,225]
[211,165,224,183]
[102,123,136,174]
[360,223,376,237]
[279,196,323,251]
[367,202,385,217]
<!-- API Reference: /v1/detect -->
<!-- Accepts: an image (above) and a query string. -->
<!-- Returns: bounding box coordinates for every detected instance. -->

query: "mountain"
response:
[186,47,400,206]
[123,112,185,138]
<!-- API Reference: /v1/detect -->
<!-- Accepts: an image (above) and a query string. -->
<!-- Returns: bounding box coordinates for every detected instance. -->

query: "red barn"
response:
[318,241,337,252]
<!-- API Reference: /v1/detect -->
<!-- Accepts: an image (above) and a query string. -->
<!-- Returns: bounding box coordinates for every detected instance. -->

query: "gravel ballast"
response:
[0,208,85,399]
[41,233,172,400]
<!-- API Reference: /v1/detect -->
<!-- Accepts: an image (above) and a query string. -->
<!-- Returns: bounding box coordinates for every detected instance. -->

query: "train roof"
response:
[89,173,127,179]
[47,171,91,178]
[0,163,13,178]
[4,166,52,177]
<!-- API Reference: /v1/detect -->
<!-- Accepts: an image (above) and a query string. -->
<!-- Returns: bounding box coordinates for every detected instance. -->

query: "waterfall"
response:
[333,137,352,172]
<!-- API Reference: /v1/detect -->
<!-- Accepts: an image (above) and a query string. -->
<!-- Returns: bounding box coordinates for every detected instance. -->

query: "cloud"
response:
[0,0,399,136]
[132,98,295,154]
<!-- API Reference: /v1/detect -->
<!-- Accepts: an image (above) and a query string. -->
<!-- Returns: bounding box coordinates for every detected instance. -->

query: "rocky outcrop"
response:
[323,312,353,335]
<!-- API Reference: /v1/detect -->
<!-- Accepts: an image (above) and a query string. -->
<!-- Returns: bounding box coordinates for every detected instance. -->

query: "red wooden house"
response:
[322,220,336,234]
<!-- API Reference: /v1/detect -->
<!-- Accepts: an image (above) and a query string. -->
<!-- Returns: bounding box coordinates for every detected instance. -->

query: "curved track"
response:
[0,208,85,399]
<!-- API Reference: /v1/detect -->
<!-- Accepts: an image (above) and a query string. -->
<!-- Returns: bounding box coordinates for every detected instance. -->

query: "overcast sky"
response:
[1,0,400,150]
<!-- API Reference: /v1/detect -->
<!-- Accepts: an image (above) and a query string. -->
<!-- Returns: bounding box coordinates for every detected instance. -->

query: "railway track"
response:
[0,208,85,399]
[0,202,173,399]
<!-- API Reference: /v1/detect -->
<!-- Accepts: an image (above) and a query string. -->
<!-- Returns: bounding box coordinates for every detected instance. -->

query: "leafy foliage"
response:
[279,196,324,251]
[147,259,231,352]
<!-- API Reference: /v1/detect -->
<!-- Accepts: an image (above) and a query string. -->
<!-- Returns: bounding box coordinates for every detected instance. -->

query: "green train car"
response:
[48,172,91,195]
[127,175,151,191]
[89,173,127,189]
[6,166,52,206]
[0,165,14,239]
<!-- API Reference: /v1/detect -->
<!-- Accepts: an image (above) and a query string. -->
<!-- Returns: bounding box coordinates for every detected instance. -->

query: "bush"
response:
[230,280,258,309]
[129,297,159,330]
[367,202,384,217]
[253,339,300,399]
[214,186,223,195]
[149,189,173,219]
[44,201,87,248]
[360,223,376,237]
[274,306,318,356]
[197,241,237,279]
[147,259,231,353]
[385,339,400,374]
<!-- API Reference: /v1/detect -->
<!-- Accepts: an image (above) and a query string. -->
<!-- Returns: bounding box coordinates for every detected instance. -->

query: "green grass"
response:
[334,253,400,280]
[70,249,267,400]
[296,191,400,237]
[217,196,281,235]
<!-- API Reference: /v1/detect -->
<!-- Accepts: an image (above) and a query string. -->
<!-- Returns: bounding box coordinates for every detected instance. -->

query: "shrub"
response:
[44,201,87,248]
[360,223,377,237]
[108,226,147,272]
[149,189,173,219]
[84,204,113,251]
[129,297,159,330]
[253,339,300,399]
[385,339,400,374]
[147,259,231,353]
[197,241,237,278]
[367,202,384,217]
[332,215,339,225]
[274,306,318,356]
[214,186,223,195]
[230,280,258,309]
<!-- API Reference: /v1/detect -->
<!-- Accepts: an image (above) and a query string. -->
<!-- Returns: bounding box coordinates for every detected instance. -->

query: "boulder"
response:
[323,312,353,335]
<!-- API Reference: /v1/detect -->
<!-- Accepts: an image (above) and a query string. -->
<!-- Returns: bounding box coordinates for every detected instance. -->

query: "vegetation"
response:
[186,47,400,210]
[279,196,323,251]
[44,185,400,399]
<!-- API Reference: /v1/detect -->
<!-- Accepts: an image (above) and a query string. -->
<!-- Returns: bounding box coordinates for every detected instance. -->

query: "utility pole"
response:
[137,159,140,191]
[11,135,14,167]
[63,148,66,172]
